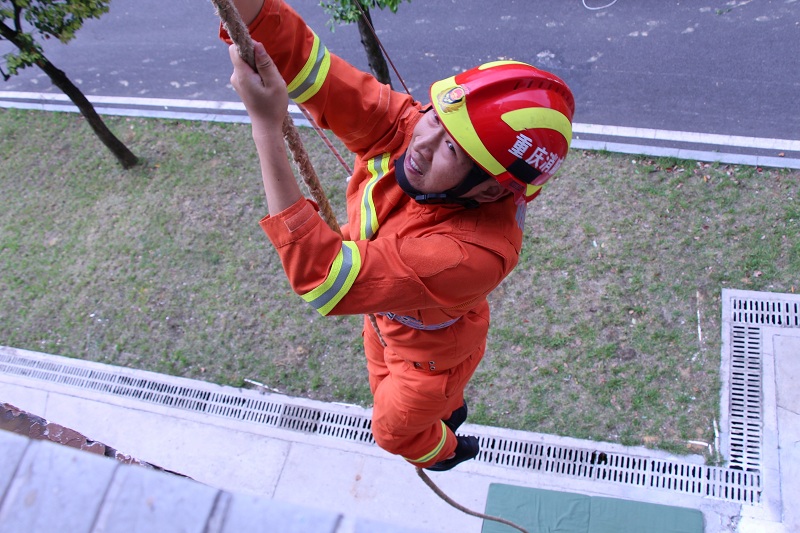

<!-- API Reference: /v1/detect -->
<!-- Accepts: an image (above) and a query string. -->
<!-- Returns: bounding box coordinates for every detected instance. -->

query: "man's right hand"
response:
[229,41,288,131]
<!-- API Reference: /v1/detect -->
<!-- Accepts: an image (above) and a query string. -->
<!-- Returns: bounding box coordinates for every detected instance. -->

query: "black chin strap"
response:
[395,152,490,210]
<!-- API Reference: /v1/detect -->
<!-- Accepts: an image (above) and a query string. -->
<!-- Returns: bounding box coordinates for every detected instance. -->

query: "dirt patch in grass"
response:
[2,108,798,460]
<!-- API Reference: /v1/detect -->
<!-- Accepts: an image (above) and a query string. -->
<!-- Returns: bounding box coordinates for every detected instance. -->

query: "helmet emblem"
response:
[437,85,467,114]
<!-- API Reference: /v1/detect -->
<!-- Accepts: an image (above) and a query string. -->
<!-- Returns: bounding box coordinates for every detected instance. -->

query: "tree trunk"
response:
[36,56,139,169]
[356,7,393,88]
[0,20,137,168]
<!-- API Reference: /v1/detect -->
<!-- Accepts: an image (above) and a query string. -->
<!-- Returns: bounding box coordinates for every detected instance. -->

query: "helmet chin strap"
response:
[395,151,490,210]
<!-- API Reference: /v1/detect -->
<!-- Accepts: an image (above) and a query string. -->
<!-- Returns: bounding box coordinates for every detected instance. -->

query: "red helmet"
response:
[430,61,575,203]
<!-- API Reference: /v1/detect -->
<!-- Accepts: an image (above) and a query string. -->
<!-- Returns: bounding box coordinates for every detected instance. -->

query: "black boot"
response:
[425,435,479,472]
[443,401,467,433]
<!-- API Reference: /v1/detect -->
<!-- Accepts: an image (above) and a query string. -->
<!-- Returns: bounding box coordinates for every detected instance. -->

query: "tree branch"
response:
[13,0,23,33]
[0,20,21,47]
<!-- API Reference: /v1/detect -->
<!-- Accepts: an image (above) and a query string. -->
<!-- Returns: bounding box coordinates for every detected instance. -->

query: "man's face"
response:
[403,109,475,195]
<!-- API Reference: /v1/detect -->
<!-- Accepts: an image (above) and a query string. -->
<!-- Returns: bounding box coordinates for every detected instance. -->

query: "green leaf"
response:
[320,0,411,26]
[0,0,110,77]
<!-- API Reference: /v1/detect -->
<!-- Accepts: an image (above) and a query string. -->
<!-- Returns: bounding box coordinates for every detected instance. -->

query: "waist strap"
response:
[379,312,460,331]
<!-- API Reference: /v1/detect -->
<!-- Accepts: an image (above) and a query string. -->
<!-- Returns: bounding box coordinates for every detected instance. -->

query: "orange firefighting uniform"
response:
[222,0,524,468]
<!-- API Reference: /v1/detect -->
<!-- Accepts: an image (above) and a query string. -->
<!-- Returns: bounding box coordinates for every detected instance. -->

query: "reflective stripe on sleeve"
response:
[287,31,331,104]
[406,421,448,465]
[301,241,361,316]
[360,153,390,240]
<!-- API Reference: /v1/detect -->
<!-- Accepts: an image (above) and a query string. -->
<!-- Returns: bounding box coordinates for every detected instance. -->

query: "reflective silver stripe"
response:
[515,201,527,231]
[360,154,389,240]
[301,242,361,316]
[380,312,461,331]
[287,32,330,104]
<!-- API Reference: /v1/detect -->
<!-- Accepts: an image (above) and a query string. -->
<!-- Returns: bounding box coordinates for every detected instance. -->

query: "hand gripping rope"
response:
[211,0,342,237]
[211,2,527,531]
[211,0,389,347]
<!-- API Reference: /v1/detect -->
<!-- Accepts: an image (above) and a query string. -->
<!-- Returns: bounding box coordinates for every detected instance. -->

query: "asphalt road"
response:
[1,0,799,162]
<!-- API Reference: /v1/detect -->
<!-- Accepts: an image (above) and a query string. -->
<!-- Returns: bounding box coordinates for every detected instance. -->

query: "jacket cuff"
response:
[259,198,321,247]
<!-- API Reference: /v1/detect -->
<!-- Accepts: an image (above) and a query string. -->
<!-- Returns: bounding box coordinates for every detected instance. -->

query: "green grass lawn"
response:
[2,108,798,461]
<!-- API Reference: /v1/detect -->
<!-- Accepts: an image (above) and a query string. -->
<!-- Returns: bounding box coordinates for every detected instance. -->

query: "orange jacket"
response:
[225,0,525,368]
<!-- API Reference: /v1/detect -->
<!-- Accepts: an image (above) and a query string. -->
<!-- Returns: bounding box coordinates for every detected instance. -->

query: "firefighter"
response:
[223,0,574,471]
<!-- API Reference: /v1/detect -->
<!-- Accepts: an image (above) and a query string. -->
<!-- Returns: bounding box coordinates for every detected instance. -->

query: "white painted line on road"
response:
[0,91,303,116]
[574,123,800,152]
[0,90,246,111]
[571,139,800,170]
[1,91,797,169]
[0,101,247,124]
[0,91,310,117]
[0,101,311,127]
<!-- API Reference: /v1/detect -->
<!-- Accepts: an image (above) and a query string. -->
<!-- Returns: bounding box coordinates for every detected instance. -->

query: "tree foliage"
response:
[0,0,137,169]
[0,0,110,79]
[319,0,410,87]
[320,0,409,27]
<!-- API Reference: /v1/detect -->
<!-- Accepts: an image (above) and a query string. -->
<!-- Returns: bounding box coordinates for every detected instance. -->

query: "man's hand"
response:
[229,41,288,132]
[228,41,302,215]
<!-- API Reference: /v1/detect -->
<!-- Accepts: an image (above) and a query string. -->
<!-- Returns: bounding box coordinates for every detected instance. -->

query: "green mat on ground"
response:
[483,484,704,533]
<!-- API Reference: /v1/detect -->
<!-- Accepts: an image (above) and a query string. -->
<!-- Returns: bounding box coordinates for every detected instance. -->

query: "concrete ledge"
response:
[0,346,746,532]
[0,430,428,533]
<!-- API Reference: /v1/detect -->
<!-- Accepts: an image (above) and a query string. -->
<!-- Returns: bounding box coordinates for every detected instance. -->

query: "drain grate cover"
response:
[723,291,800,477]
[728,324,763,472]
[0,344,762,505]
[478,435,759,504]
[730,296,800,327]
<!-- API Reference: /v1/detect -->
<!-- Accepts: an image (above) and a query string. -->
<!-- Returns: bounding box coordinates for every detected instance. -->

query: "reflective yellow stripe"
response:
[360,154,388,240]
[431,76,505,176]
[301,241,361,316]
[477,60,527,70]
[286,31,331,104]
[406,421,448,464]
[525,184,542,197]
[501,107,573,148]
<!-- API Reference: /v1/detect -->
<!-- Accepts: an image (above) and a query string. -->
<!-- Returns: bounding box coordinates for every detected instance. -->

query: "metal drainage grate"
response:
[0,349,377,443]
[731,295,800,327]
[725,292,799,475]
[0,351,290,430]
[0,346,760,505]
[478,436,760,504]
[317,411,374,444]
[728,325,763,472]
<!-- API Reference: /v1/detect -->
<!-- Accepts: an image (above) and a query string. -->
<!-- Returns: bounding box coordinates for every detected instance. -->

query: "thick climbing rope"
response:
[212,0,389,345]
[211,2,525,531]
[211,0,342,237]
[416,467,529,533]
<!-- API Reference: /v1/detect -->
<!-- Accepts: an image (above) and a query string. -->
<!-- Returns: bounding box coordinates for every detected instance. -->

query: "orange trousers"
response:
[363,319,485,468]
